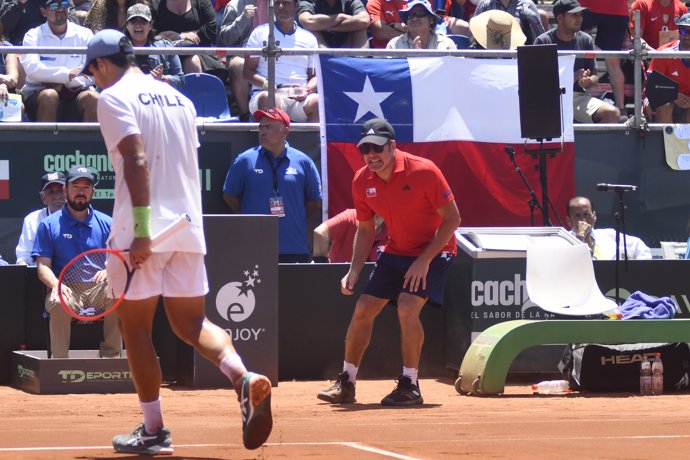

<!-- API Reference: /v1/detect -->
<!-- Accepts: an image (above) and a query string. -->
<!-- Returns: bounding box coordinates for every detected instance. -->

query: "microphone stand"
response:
[506,146,544,226]
[613,189,630,305]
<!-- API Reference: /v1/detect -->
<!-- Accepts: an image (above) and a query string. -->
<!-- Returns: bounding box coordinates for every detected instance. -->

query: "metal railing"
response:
[0,10,683,134]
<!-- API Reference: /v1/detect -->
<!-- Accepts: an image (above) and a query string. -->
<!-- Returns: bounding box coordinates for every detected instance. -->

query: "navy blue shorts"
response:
[581,12,629,51]
[363,252,455,302]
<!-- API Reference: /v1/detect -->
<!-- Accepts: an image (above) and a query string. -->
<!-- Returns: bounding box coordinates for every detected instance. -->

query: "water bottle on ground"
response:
[531,380,570,394]
[651,352,664,395]
[640,355,652,396]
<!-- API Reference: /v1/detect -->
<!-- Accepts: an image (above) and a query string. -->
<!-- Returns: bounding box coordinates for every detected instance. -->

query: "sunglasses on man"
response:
[47,0,70,11]
[358,142,390,155]
[407,10,430,19]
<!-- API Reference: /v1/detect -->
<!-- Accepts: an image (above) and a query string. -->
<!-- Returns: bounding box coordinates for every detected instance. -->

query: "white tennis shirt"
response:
[98,71,206,254]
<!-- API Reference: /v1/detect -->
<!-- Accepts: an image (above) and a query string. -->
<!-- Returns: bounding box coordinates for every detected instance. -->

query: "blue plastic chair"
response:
[447,34,470,49]
[179,73,236,122]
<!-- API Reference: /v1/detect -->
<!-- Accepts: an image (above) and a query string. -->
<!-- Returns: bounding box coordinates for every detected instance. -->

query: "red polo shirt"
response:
[352,150,456,257]
[579,0,629,16]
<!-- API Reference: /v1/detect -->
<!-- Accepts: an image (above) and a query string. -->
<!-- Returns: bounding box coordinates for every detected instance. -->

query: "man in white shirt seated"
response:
[566,195,652,260]
[15,171,66,265]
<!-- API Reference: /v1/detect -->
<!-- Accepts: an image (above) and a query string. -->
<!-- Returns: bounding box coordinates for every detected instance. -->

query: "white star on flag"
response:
[343,75,393,123]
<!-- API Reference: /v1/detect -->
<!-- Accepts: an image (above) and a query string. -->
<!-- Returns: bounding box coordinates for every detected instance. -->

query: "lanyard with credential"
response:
[265,149,287,217]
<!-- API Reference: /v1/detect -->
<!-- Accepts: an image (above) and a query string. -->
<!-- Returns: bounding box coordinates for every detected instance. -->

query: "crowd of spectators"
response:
[1,0,689,123]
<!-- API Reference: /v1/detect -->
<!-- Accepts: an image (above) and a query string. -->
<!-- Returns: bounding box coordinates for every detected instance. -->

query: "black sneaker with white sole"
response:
[380,375,423,406]
[112,423,173,456]
[317,371,356,403]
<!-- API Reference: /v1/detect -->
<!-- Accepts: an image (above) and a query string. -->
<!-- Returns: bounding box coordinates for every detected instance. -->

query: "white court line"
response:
[0,441,417,458]
[3,436,690,455]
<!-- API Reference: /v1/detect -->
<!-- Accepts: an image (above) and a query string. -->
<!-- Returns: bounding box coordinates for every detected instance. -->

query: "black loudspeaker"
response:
[517,44,562,140]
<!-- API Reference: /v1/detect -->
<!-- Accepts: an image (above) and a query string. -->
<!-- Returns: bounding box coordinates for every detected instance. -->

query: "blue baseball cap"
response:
[81,29,133,75]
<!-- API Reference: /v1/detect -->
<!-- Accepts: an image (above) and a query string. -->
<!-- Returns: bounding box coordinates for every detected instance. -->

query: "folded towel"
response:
[618,291,677,320]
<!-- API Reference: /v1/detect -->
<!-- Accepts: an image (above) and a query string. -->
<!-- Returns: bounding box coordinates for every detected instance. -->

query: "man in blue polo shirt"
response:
[33,165,122,359]
[223,107,322,263]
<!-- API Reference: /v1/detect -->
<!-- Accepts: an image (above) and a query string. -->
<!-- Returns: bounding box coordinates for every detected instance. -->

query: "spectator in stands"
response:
[469,8,525,49]
[630,0,687,50]
[84,0,144,33]
[296,0,370,49]
[578,0,629,115]
[646,13,690,123]
[0,34,19,103]
[387,0,456,49]
[218,0,268,121]
[21,0,99,122]
[313,209,387,263]
[367,0,468,49]
[473,0,546,44]
[15,171,65,265]
[243,0,319,122]
[73,0,90,25]
[567,195,651,260]
[0,0,78,45]
[223,107,322,263]
[365,0,406,49]
[33,165,122,358]
[123,3,184,88]
[534,0,621,123]
[151,0,222,76]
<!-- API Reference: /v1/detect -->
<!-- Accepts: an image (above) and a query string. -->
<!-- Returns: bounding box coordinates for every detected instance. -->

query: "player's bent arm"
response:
[313,222,331,258]
[416,200,461,265]
[243,56,266,89]
[36,256,58,291]
[223,193,242,213]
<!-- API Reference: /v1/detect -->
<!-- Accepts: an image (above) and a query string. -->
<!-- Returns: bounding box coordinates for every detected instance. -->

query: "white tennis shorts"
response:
[107,252,209,300]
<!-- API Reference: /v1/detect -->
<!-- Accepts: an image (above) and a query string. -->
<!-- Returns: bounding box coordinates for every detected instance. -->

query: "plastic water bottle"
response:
[640,355,652,396]
[276,86,308,98]
[531,380,570,394]
[651,352,664,395]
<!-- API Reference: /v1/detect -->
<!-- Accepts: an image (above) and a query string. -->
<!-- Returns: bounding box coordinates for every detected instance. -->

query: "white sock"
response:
[219,353,247,388]
[402,367,419,386]
[140,398,163,434]
[343,361,358,384]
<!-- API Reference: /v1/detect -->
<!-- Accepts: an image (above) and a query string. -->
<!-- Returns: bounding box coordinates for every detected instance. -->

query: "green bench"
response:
[455,319,690,395]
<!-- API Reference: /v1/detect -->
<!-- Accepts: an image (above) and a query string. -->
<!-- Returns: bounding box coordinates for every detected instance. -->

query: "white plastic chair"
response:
[525,238,618,316]
[660,241,687,260]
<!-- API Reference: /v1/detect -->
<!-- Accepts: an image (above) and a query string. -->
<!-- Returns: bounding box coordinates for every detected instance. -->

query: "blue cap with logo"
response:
[81,29,133,75]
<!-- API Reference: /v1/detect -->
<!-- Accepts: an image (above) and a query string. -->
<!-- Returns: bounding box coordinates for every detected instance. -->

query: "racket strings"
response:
[59,251,122,319]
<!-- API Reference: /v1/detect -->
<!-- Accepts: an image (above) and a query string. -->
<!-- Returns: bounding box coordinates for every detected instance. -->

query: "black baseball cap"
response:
[357,118,396,147]
[552,0,588,17]
[41,171,66,190]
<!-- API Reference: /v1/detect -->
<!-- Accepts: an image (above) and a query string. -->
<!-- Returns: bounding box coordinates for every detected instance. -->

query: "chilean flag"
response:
[0,160,8,200]
[317,55,576,226]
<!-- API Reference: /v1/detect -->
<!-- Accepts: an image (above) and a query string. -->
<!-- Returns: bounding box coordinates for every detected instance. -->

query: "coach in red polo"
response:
[317,118,461,407]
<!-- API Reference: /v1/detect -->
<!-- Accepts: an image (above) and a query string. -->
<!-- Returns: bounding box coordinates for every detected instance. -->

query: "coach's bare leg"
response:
[36,88,60,122]
[396,293,426,368]
[116,297,161,401]
[77,89,98,122]
[344,294,388,366]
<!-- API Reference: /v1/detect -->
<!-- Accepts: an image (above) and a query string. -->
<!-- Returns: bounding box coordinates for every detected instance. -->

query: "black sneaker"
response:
[317,372,356,404]
[381,375,423,406]
[240,372,273,450]
[112,423,173,455]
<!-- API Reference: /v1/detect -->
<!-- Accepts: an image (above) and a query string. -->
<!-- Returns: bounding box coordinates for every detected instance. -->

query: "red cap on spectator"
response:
[253,107,290,128]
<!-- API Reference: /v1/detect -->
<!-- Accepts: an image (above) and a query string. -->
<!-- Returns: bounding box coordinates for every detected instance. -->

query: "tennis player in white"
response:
[83,29,272,455]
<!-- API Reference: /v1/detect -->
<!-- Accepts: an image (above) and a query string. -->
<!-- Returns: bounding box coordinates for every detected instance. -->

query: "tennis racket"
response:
[57,214,191,321]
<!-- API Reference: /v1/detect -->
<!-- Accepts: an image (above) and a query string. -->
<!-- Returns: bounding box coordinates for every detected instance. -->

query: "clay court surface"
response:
[1,378,689,459]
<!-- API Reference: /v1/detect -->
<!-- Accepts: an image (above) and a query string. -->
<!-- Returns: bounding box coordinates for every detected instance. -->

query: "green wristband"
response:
[132,206,152,238]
